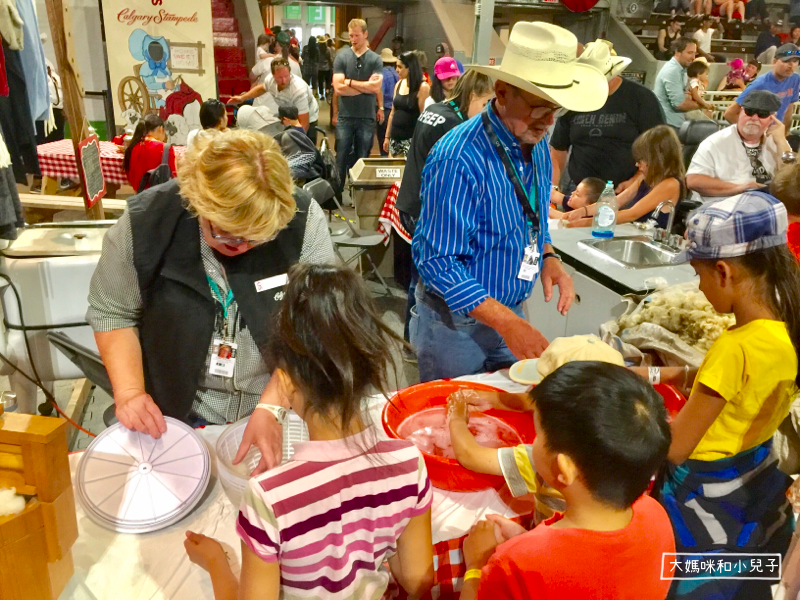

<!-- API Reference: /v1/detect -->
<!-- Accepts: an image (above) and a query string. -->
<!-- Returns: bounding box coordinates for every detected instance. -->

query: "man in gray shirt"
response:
[653,37,701,129]
[332,18,383,190]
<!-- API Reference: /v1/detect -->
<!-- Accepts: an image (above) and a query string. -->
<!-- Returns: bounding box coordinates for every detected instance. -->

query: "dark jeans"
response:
[318,69,331,96]
[303,71,318,95]
[335,116,375,191]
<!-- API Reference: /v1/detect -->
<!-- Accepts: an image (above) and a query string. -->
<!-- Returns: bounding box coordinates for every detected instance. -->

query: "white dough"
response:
[0,487,26,517]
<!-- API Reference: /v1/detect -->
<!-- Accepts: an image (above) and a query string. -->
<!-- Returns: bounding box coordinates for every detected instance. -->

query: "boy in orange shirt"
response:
[452,362,675,600]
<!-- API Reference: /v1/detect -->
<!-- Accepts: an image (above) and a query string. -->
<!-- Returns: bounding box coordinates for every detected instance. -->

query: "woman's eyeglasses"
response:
[743,107,772,119]
[208,221,272,247]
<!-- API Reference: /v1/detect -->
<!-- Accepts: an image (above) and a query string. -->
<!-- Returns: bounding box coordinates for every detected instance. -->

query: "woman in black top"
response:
[383,52,430,157]
[301,37,319,95]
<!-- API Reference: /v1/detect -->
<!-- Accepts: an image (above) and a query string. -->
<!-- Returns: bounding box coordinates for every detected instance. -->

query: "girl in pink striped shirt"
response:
[184,263,434,600]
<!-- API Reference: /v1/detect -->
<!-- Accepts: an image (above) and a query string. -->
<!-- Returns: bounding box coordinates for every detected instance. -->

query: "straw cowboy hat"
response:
[380,48,397,63]
[468,22,608,112]
[578,40,632,82]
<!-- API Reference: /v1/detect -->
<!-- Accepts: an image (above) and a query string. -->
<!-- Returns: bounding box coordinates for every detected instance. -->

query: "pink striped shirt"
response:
[236,429,432,599]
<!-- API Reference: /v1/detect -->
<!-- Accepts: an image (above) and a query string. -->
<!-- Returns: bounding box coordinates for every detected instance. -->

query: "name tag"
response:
[254,273,288,293]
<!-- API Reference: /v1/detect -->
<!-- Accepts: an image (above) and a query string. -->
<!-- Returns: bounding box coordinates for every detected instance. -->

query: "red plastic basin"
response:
[382,381,535,492]
[382,381,687,494]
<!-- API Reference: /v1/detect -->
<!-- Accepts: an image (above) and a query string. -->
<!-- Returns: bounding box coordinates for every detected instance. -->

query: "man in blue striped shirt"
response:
[410,22,608,382]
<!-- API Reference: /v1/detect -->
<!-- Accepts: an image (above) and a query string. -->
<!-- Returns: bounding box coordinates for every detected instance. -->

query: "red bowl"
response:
[383,381,687,494]
[382,381,535,492]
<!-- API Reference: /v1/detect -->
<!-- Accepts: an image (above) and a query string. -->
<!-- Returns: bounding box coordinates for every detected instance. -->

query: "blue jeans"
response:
[335,116,376,191]
[409,283,523,382]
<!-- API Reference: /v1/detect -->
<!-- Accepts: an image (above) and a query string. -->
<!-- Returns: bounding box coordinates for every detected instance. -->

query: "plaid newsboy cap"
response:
[672,191,788,263]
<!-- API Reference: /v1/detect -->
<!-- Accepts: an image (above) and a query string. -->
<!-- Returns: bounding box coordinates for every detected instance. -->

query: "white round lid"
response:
[76,417,211,533]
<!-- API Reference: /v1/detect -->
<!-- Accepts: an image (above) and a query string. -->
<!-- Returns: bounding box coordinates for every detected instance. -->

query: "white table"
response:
[60,372,530,599]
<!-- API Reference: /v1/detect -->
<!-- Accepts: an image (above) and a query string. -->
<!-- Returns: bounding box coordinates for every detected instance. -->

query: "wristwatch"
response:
[542,252,562,263]
[254,403,288,423]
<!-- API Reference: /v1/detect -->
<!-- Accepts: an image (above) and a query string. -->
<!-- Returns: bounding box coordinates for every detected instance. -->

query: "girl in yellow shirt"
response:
[657,191,800,600]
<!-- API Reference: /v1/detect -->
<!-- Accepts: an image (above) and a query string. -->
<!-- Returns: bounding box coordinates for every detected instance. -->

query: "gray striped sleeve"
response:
[300,199,335,265]
[498,444,535,498]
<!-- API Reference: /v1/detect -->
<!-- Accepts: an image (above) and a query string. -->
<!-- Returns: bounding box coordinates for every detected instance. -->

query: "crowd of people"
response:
[102,15,800,600]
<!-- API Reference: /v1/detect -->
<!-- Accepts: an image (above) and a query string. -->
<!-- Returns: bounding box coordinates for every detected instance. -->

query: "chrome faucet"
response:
[651,202,678,247]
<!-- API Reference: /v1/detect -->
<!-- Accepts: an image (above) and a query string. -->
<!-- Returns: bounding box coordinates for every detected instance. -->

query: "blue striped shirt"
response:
[412,101,552,315]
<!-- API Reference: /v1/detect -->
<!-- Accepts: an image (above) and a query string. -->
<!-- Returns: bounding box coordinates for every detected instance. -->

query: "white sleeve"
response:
[687,137,718,177]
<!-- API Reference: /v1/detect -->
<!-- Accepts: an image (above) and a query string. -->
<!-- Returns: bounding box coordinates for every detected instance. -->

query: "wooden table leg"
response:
[42,176,58,195]
[105,183,119,199]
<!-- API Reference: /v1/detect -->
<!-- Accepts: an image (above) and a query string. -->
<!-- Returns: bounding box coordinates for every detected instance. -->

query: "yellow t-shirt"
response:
[690,319,798,461]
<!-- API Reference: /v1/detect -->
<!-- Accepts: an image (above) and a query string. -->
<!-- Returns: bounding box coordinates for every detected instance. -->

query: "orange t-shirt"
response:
[477,495,675,600]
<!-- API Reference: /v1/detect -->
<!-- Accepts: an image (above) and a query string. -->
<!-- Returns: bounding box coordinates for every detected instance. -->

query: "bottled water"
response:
[592,181,618,239]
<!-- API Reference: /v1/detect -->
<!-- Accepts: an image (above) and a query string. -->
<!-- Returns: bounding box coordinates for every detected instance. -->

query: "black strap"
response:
[481,110,539,235]
[161,143,171,166]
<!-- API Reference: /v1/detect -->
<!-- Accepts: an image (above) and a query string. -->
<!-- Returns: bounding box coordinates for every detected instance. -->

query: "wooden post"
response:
[43,0,104,219]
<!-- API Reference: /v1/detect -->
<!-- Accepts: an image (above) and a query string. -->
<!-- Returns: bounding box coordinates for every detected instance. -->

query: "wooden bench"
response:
[18,194,126,223]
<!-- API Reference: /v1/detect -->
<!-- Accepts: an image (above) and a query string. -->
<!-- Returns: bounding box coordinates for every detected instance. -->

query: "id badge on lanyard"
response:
[210,338,238,378]
[518,221,540,281]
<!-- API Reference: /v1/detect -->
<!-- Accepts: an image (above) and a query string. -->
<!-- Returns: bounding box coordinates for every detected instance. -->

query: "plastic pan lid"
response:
[76,417,211,534]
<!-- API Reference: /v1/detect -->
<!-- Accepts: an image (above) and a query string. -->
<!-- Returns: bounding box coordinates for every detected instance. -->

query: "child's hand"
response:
[446,394,470,427]
[447,389,498,414]
[486,514,527,543]
[184,531,228,573]
[463,520,500,569]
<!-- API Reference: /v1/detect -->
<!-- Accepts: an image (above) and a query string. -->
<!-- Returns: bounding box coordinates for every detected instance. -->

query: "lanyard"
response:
[481,110,540,237]
[448,100,465,122]
[206,275,234,319]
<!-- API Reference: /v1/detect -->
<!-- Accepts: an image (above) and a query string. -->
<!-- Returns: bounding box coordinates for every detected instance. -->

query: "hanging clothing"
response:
[0,165,23,239]
[35,58,64,143]
[15,0,50,125]
[0,0,24,50]
[0,41,8,97]
[0,40,40,183]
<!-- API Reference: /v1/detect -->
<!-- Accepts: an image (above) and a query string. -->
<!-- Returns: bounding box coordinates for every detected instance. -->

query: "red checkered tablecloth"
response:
[379,181,411,244]
[37,139,185,187]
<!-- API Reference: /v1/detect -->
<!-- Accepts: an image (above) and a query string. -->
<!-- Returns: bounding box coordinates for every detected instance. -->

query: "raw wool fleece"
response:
[0,487,25,516]
[0,0,24,50]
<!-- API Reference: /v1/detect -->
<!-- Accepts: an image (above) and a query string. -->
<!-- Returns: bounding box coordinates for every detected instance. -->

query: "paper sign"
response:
[376,168,402,179]
[78,134,106,209]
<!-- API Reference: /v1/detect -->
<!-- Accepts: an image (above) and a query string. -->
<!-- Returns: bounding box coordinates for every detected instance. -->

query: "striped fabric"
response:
[412,100,552,315]
[237,430,432,599]
[660,440,794,599]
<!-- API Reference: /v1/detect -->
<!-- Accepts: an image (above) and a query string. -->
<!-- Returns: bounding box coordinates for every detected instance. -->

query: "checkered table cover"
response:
[378,181,411,244]
[37,139,185,187]
[385,514,534,600]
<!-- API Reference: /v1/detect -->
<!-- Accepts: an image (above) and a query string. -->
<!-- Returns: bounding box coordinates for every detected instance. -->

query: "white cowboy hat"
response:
[578,40,632,81]
[467,22,608,112]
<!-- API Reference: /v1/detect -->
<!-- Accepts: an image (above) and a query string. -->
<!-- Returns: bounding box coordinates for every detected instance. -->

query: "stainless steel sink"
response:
[578,235,680,269]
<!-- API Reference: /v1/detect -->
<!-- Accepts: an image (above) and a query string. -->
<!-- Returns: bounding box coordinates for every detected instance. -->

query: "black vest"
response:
[129,179,310,421]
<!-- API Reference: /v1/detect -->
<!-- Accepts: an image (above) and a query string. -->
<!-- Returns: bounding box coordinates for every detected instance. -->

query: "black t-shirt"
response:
[396,102,464,219]
[755,32,782,58]
[550,78,665,188]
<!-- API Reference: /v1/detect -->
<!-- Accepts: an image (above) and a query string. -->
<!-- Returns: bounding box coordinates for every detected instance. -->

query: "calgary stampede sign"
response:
[101,0,217,145]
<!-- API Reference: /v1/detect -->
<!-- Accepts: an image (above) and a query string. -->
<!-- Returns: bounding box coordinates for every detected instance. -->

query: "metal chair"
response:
[302,178,392,295]
[303,178,347,236]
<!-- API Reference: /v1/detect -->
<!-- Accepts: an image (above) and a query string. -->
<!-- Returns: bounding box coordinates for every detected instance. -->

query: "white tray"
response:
[76,417,211,534]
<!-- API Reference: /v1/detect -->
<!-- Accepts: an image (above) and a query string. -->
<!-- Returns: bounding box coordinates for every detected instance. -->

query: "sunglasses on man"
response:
[743,107,772,119]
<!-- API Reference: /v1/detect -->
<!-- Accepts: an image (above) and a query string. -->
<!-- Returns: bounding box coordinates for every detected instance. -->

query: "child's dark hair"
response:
[278,105,299,122]
[580,177,606,204]
[123,113,164,173]
[688,60,709,78]
[265,263,404,429]
[729,246,800,387]
[199,99,226,130]
[531,362,671,509]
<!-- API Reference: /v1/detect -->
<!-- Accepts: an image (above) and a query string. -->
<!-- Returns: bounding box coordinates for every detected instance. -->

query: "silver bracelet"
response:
[683,365,690,389]
[648,366,661,385]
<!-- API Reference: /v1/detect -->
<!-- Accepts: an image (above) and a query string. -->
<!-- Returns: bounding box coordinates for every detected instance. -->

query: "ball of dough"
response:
[537,334,625,378]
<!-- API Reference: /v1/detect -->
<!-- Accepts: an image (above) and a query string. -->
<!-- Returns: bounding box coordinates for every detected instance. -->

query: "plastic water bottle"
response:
[591,181,618,239]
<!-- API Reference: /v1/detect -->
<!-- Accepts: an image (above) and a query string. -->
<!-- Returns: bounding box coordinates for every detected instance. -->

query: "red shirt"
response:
[789,222,800,261]
[477,495,675,600]
[126,139,177,190]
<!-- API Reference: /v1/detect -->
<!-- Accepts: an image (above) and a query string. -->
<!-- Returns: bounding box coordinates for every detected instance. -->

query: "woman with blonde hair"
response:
[567,125,685,230]
[87,128,334,439]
